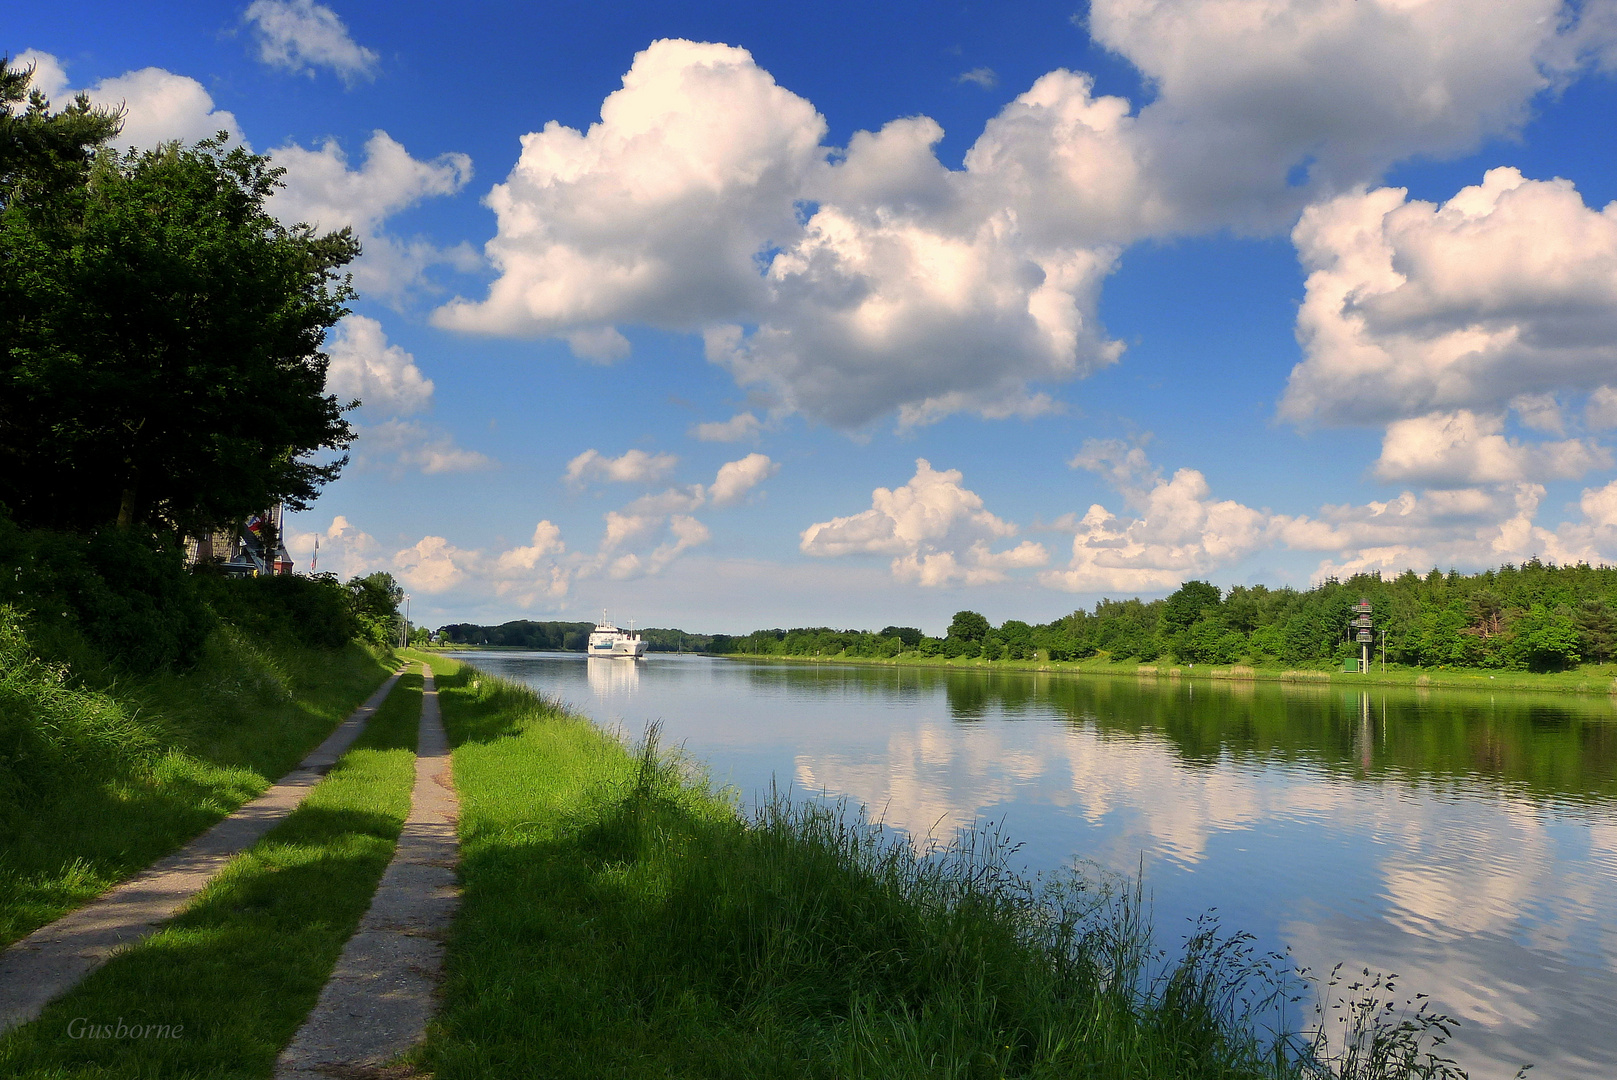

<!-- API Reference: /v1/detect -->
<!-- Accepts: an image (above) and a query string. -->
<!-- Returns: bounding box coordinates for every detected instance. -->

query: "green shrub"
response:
[195,571,357,650]
[0,515,212,671]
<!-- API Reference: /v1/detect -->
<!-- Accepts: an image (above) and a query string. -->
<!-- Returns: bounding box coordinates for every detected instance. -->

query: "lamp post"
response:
[402,593,411,649]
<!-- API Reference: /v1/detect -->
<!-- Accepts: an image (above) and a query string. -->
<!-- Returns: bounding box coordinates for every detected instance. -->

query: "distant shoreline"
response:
[427,643,1617,695]
[717,651,1617,696]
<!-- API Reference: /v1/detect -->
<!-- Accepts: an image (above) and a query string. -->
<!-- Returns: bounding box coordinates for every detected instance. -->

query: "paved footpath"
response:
[0,667,406,1036]
[275,664,461,1078]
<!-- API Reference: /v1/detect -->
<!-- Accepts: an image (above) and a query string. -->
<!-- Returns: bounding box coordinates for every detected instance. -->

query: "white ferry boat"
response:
[588,614,647,658]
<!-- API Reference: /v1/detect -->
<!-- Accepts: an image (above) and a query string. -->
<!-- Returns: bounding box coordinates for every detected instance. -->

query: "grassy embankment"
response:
[411,650,1463,1080]
[0,670,424,1079]
[0,607,397,948]
[720,649,1617,695]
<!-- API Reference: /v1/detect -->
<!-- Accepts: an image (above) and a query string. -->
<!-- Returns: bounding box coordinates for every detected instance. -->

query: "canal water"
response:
[447,651,1617,1079]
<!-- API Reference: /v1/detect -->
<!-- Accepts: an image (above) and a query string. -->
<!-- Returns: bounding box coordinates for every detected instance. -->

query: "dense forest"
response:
[709,560,1617,673]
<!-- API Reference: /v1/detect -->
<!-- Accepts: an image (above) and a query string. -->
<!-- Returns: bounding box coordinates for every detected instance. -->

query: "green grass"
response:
[413,652,1469,1080]
[0,611,397,948]
[0,670,424,1080]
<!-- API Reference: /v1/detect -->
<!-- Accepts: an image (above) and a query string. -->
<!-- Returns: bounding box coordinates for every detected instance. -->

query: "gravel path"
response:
[274,663,461,1078]
[0,667,406,1036]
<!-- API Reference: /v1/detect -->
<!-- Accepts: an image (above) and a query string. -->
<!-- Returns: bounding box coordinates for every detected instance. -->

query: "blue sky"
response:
[14,1,1617,633]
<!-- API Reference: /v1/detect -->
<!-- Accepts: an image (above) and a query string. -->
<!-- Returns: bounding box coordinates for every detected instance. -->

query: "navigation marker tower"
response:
[1350,598,1373,673]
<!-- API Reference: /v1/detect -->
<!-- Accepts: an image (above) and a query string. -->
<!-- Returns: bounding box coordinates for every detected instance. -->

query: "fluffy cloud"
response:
[325,315,434,415]
[706,184,1121,427]
[1373,410,1610,487]
[393,521,571,606]
[284,515,380,578]
[690,412,764,442]
[801,459,1046,586]
[434,39,826,341]
[432,40,1126,427]
[1581,479,1617,528]
[430,8,1617,428]
[556,453,775,581]
[709,452,778,506]
[1276,486,1531,562]
[1586,386,1617,430]
[268,130,474,302]
[1279,483,1617,579]
[270,130,471,233]
[394,535,469,592]
[244,0,379,84]
[492,520,565,574]
[601,453,777,514]
[1042,442,1274,593]
[607,515,711,579]
[18,50,242,150]
[1282,169,1617,426]
[356,419,492,475]
[563,326,631,364]
[20,55,471,301]
[1048,437,1617,591]
[1511,393,1566,436]
[564,448,679,486]
[1085,0,1609,233]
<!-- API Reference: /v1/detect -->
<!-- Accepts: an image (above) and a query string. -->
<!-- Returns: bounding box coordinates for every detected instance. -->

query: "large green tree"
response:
[0,60,358,535]
[947,610,990,643]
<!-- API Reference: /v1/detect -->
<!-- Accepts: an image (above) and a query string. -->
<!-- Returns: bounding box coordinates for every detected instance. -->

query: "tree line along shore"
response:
[439,559,1617,692]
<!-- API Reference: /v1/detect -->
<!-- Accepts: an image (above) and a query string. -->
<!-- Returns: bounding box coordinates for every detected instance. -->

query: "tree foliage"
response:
[710,558,1617,673]
[0,59,359,535]
[0,55,121,214]
[348,572,405,648]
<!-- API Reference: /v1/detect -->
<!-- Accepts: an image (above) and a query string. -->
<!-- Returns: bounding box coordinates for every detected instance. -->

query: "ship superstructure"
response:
[588,614,647,658]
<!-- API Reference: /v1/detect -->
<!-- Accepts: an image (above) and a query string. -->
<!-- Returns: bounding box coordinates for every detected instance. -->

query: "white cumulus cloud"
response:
[1084,0,1610,233]
[801,459,1045,586]
[1042,442,1274,594]
[430,7,1617,430]
[1282,168,1617,426]
[17,50,242,150]
[690,411,764,442]
[244,0,379,84]
[394,535,469,592]
[1373,410,1610,487]
[608,515,711,579]
[1587,386,1617,430]
[325,315,434,415]
[268,130,474,303]
[433,39,826,339]
[284,514,380,578]
[709,452,778,506]
[356,419,492,476]
[564,448,679,487]
[577,453,775,579]
[391,521,572,606]
[432,40,1125,428]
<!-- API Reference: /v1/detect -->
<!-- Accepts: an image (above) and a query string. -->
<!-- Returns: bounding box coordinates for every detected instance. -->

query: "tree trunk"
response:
[116,482,137,528]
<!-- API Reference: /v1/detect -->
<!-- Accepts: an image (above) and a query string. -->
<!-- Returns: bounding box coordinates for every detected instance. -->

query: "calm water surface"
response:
[448,652,1617,1079]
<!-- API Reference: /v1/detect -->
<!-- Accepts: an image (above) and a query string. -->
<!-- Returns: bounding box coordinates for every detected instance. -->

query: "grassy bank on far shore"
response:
[0,610,397,948]
[411,650,1469,1080]
[718,650,1617,696]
